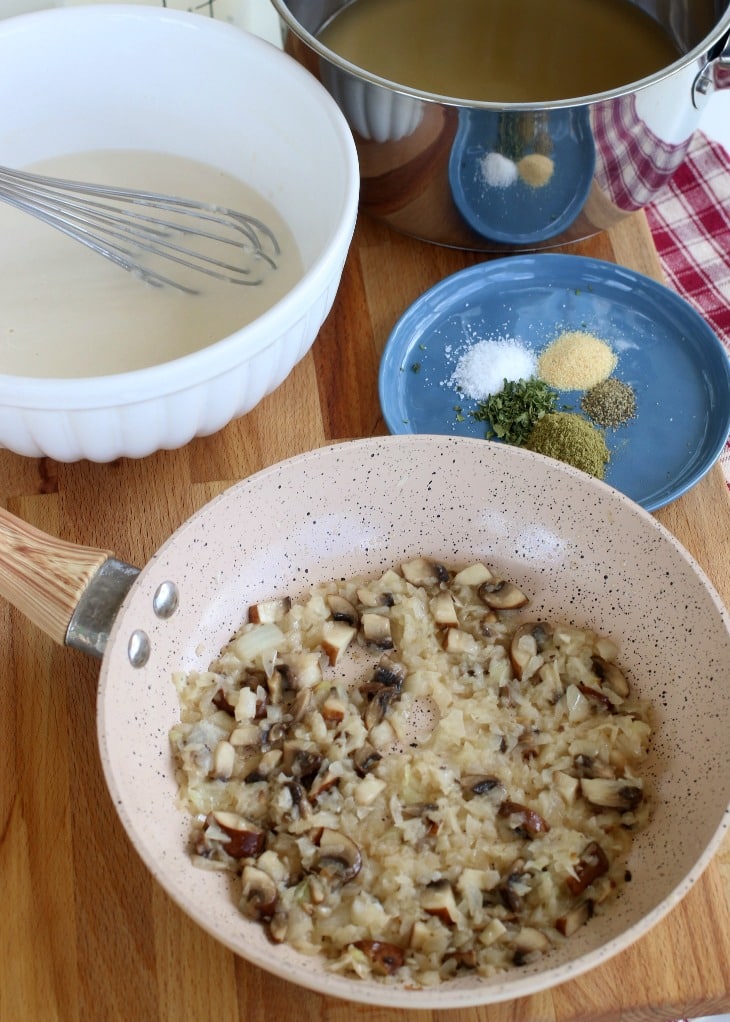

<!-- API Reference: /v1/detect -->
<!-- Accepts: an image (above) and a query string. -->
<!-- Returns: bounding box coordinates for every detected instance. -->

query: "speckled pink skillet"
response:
[1,434,728,1009]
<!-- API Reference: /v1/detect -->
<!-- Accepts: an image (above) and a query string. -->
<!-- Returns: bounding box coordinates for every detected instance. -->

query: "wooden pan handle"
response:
[0,506,114,646]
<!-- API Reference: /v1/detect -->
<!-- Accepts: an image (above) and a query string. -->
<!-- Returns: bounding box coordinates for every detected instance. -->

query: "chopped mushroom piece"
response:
[498,800,550,837]
[326,593,359,626]
[240,865,278,919]
[431,590,460,628]
[453,562,493,587]
[401,557,450,588]
[284,780,312,819]
[460,775,504,800]
[352,743,382,777]
[320,687,348,723]
[510,622,553,678]
[556,899,594,937]
[321,620,357,665]
[361,611,394,650]
[372,656,406,690]
[497,868,528,913]
[446,949,478,969]
[266,667,289,706]
[401,803,440,836]
[281,741,323,781]
[580,777,643,811]
[566,841,610,896]
[363,686,398,730]
[277,651,323,690]
[312,827,362,884]
[263,720,287,746]
[248,596,291,624]
[212,688,236,716]
[207,811,265,859]
[478,579,529,610]
[308,765,340,801]
[421,879,459,924]
[351,940,405,976]
[591,655,630,698]
[577,682,616,713]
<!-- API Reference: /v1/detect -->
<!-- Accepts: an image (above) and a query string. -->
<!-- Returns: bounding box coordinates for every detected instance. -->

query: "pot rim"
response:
[270,0,730,110]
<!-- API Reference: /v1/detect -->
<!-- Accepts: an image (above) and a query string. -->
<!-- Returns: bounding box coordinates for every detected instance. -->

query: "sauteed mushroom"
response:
[312,827,362,884]
[170,557,653,982]
[478,578,529,610]
[351,940,405,976]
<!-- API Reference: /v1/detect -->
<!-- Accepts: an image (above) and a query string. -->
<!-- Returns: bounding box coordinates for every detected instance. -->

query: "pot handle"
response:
[0,506,139,656]
[693,30,730,106]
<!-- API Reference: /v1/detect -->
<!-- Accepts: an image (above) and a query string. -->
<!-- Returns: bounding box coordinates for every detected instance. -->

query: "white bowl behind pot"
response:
[0,4,359,461]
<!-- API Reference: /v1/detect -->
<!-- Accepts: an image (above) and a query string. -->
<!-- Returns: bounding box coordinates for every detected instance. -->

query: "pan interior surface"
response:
[97,435,730,1008]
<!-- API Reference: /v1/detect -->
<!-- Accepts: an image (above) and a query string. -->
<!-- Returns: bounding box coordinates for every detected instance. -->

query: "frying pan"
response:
[1,434,729,1009]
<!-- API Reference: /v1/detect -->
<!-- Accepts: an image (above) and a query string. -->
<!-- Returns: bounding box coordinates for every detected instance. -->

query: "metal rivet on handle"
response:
[153,581,179,619]
[128,629,151,668]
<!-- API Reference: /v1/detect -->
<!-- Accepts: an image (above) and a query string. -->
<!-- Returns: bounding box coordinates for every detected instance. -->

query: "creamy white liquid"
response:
[0,150,303,377]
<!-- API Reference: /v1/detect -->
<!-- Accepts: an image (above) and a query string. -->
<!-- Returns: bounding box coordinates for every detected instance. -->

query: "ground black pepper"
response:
[581,377,637,428]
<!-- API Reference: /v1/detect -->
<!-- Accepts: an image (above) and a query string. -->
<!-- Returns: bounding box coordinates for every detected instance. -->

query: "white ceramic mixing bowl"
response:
[0,4,359,461]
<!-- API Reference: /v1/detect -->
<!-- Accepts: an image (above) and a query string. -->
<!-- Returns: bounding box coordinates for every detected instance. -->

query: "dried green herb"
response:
[525,412,610,479]
[473,377,559,446]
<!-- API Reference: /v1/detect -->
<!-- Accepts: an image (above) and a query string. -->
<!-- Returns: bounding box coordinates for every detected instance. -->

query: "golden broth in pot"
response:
[319,0,682,102]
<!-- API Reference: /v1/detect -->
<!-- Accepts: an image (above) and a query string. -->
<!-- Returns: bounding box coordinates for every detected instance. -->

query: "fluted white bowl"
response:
[0,4,359,461]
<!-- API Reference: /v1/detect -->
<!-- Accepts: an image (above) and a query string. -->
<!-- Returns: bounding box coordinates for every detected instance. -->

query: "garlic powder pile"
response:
[449,338,537,401]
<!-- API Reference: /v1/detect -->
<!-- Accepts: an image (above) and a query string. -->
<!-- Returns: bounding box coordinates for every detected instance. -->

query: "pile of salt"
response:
[449,337,537,400]
[480,152,518,188]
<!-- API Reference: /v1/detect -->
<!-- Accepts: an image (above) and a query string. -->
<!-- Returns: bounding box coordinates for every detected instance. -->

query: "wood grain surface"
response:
[1,210,728,1022]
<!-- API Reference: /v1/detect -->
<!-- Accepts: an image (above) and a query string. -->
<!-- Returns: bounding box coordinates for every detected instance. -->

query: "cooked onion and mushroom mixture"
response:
[169,559,652,984]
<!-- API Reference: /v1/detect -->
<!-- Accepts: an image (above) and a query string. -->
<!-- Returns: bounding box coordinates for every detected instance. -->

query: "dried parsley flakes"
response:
[472,378,559,446]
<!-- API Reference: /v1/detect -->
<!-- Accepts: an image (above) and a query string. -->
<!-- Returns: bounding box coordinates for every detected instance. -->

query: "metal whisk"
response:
[0,165,280,294]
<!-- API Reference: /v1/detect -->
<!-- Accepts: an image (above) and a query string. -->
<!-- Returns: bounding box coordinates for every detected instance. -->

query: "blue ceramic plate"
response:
[379,254,730,512]
[448,108,595,244]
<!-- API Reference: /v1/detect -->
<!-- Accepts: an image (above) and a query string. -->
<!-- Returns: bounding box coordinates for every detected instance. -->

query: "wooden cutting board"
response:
[0,210,728,1022]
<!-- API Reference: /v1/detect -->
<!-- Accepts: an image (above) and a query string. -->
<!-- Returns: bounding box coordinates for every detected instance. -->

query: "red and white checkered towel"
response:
[644,131,730,488]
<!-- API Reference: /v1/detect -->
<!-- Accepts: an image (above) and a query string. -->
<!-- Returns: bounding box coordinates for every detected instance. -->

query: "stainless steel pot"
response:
[271,0,730,251]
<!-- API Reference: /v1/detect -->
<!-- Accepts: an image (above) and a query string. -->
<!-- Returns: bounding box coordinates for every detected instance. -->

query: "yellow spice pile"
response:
[517,153,554,188]
[537,330,617,390]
